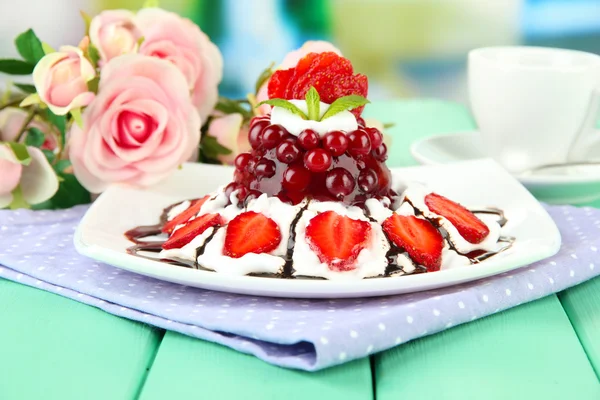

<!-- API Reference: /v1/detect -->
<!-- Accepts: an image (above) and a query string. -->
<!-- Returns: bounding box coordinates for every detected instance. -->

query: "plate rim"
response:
[73,161,562,298]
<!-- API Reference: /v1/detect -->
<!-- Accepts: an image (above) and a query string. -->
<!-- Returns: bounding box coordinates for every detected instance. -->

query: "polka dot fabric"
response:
[0,204,598,371]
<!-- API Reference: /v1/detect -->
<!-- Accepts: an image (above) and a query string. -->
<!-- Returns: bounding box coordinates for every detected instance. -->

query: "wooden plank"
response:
[559,276,600,379]
[0,279,162,400]
[374,295,600,400]
[139,331,373,400]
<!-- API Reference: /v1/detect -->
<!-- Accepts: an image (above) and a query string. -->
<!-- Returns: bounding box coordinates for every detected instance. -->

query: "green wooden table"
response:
[1,100,599,400]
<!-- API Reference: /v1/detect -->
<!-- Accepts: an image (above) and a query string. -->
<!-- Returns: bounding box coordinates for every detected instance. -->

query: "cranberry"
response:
[348,129,371,156]
[276,140,301,164]
[366,127,383,148]
[276,191,292,204]
[224,182,240,199]
[372,143,388,161]
[358,169,378,193]
[244,189,262,206]
[323,130,349,156]
[248,120,269,150]
[356,117,365,127]
[234,186,248,203]
[298,129,320,150]
[234,153,252,171]
[255,158,276,178]
[304,148,332,172]
[325,168,355,199]
[261,124,287,150]
[282,165,311,192]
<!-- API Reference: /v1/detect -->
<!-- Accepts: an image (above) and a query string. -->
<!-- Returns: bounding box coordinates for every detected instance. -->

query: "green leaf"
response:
[42,149,55,164]
[305,86,320,121]
[0,59,34,75]
[25,127,45,147]
[214,97,252,119]
[48,172,91,209]
[7,142,31,165]
[320,95,370,121]
[142,0,160,8]
[256,99,307,120]
[70,108,83,128]
[87,76,99,93]
[88,45,100,67]
[80,10,93,35]
[201,135,232,161]
[42,108,66,144]
[383,122,396,130]
[14,83,36,93]
[254,62,275,94]
[14,29,45,64]
[41,42,55,54]
[8,186,30,210]
[53,159,72,173]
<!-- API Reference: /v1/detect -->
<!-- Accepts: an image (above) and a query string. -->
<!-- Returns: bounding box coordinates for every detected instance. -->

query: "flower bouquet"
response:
[0,2,384,210]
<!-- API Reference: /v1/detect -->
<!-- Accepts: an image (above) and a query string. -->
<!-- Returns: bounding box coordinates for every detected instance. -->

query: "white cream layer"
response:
[270,100,358,136]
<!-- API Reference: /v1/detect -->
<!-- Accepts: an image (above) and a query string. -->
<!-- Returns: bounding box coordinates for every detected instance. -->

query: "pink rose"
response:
[33,46,96,116]
[255,40,342,111]
[68,54,201,193]
[136,8,223,123]
[90,10,142,64]
[0,108,57,151]
[207,113,250,165]
[0,144,59,208]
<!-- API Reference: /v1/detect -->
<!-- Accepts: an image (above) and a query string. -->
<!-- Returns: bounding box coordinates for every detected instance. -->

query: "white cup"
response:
[468,46,600,173]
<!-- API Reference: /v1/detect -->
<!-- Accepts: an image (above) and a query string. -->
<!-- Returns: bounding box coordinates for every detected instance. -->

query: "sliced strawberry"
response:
[305,211,372,271]
[224,211,282,258]
[382,214,443,272]
[424,193,490,244]
[162,196,210,234]
[162,213,222,250]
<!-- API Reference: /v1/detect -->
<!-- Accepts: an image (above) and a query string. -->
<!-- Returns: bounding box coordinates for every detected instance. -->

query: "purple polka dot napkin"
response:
[0,204,598,371]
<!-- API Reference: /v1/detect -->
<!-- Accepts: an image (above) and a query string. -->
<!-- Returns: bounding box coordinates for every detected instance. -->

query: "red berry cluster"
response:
[227,115,394,207]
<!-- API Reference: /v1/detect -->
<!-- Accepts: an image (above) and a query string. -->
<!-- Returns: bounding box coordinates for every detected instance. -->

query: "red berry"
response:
[255,158,276,178]
[244,189,262,206]
[304,148,332,172]
[358,169,378,193]
[249,120,269,150]
[298,129,320,150]
[224,182,240,199]
[234,153,252,171]
[424,193,490,244]
[372,143,387,161]
[276,140,301,164]
[348,129,371,156]
[224,211,282,258]
[356,117,366,127]
[366,127,383,148]
[323,130,349,156]
[305,211,371,271]
[325,168,355,199]
[261,124,287,150]
[282,165,311,192]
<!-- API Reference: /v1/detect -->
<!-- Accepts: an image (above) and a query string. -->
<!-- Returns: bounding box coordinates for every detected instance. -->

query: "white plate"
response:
[74,160,561,298]
[410,131,600,204]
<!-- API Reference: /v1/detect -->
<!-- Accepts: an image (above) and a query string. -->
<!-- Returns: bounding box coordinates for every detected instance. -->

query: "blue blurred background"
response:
[2,0,599,103]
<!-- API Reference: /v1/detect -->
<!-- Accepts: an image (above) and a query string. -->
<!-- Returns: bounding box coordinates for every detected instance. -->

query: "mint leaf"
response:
[255,62,275,94]
[7,142,32,165]
[257,99,307,120]
[0,59,34,75]
[305,86,320,121]
[15,29,45,64]
[25,127,45,147]
[320,95,370,121]
[14,83,36,93]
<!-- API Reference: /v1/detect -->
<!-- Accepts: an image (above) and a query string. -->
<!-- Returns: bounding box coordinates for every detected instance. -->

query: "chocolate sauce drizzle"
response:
[124,198,514,279]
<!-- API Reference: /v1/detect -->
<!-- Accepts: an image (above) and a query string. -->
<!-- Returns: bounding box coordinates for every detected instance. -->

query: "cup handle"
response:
[568,88,600,162]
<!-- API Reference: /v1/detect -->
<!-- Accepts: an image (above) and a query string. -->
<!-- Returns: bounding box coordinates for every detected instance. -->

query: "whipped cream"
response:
[270,100,358,136]
[292,201,389,280]
[166,200,191,221]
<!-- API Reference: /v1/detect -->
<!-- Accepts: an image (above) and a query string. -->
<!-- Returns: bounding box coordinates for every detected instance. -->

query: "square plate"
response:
[74,159,561,298]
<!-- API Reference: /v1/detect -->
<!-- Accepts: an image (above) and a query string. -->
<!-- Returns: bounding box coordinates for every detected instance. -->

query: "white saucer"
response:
[410,131,600,205]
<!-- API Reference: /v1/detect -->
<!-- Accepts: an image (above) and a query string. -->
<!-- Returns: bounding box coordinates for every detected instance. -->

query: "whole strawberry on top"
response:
[228,52,393,207]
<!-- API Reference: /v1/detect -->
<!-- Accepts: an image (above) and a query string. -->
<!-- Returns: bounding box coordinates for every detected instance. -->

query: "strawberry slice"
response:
[424,193,490,244]
[162,196,210,234]
[305,211,372,271]
[162,213,222,250]
[382,214,443,272]
[224,211,282,258]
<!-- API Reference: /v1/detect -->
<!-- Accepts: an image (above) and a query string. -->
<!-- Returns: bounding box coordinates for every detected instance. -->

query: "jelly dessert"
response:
[125,52,513,280]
